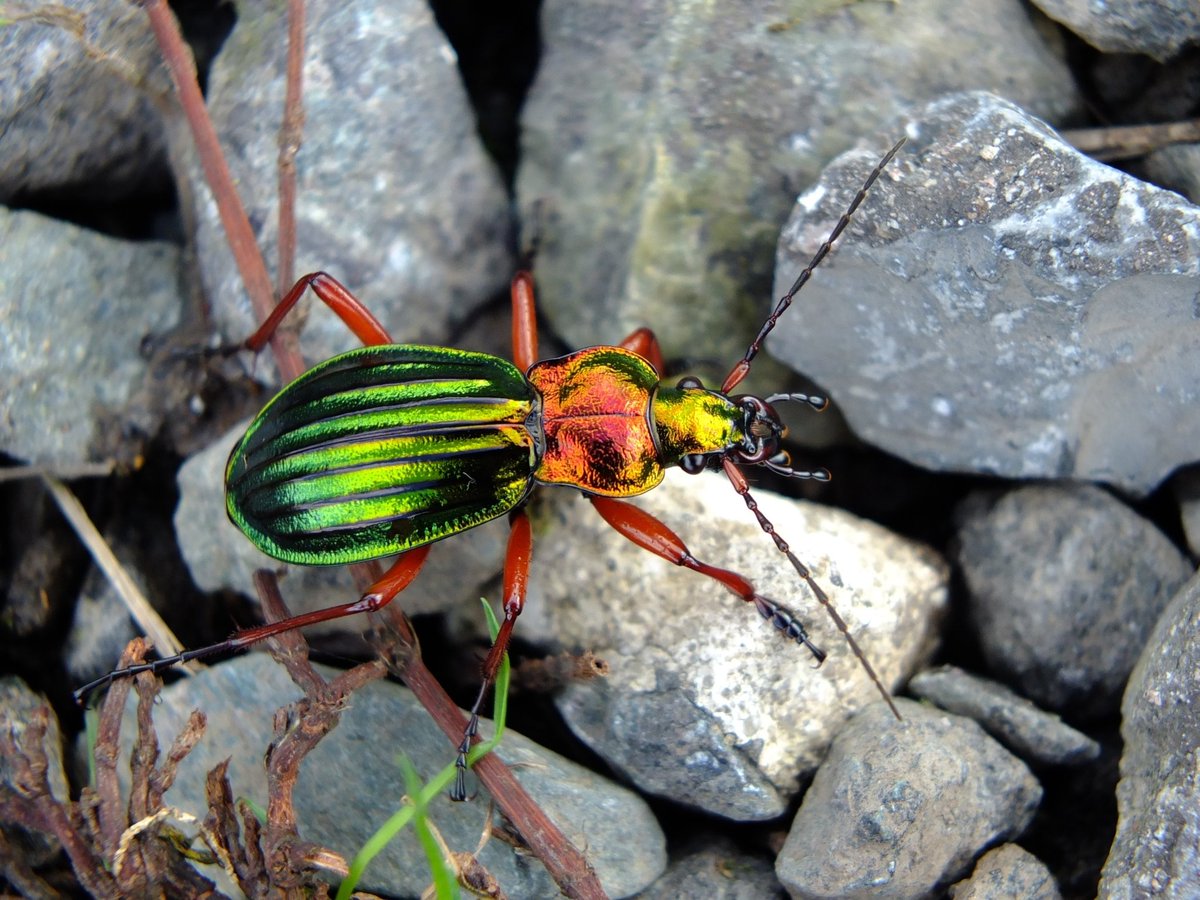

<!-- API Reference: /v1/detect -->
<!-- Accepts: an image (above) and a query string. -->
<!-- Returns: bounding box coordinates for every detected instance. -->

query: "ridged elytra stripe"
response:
[226,345,540,565]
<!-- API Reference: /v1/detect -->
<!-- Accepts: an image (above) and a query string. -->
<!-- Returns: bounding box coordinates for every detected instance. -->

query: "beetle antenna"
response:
[721,458,901,720]
[74,645,224,702]
[765,391,828,412]
[722,137,905,394]
[761,452,830,481]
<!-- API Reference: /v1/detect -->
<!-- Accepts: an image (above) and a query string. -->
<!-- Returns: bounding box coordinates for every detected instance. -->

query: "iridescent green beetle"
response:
[87,139,905,795]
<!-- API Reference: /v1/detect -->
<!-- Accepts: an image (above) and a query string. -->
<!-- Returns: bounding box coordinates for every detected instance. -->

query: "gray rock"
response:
[1030,0,1200,63]
[908,666,1100,767]
[0,677,71,869]
[518,470,948,820]
[956,484,1191,718]
[63,561,140,688]
[776,700,1042,899]
[1143,144,1200,207]
[949,844,1062,900]
[181,0,513,377]
[0,208,182,465]
[517,0,1079,373]
[640,833,783,899]
[174,422,508,631]
[1098,571,1200,900]
[769,91,1200,496]
[3,481,85,639]
[112,655,666,898]
[0,0,167,201]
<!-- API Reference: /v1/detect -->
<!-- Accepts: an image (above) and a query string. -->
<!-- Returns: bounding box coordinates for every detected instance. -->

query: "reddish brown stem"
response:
[140,0,305,382]
[277,0,307,294]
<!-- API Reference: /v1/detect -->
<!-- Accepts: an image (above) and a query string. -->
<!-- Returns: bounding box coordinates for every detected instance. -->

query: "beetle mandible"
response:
[82,138,905,796]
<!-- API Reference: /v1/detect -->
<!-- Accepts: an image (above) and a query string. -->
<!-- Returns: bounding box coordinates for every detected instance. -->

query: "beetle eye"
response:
[676,376,703,390]
[680,454,707,474]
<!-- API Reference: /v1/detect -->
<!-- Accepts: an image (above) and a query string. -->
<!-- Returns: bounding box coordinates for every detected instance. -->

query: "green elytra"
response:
[224,343,746,565]
[225,345,538,565]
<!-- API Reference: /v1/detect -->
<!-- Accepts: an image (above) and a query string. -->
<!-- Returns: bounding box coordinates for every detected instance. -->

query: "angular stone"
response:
[0,0,168,201]
[769,91,1200,496]
[909,665,1100,767]
[1031,0,1200,62]
[950,844,1062,900]
[956,484,1191,718]
[776,701,1042,899]
[0,208,181,465]
[1099,572,1200,899]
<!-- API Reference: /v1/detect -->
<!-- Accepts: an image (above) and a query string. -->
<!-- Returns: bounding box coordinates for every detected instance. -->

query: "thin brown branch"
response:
[154,710,207,800]
[251,571,388,889]
[355,568,607,899]
[406,664,606,900]
[1061,118,1200,161]
[0,710,117,896]
[0,460,116,482]
[140,0,305,382]
[277,0,307,295]
[92,639,145,861]
[205,761,270,894]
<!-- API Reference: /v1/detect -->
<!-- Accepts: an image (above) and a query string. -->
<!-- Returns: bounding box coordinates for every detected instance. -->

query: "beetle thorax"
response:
[649,384,745,467]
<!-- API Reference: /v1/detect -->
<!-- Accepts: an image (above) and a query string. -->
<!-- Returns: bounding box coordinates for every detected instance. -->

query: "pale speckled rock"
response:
[908,665,1100,767]
[112,655,666,899]
[769,92,1200,496]
[956,484,1191,719]
[1030,0,1200,62]
[1098,571,1200,900]
[0,0,167,201]
[776,701,1042,899]
[518,469,948,820]
[0,208,182,465]
[517,0,1079,373]
[949,844,1062,900]
[181,0,513,379]
[174,422,508,628]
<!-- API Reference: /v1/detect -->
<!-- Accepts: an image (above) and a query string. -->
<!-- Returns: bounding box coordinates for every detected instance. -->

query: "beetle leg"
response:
[454,509,532,800]
[245,272,395,351]
[618,328,665,377]
[511,271,539,372]
[588,495,825,660]
[72,547,431,701]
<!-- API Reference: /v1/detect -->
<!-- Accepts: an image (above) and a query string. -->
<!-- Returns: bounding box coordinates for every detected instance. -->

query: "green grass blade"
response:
[400,756,459,900]
[84,706,99,788]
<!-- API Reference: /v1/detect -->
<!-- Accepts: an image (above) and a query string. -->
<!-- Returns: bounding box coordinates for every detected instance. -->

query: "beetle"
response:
[81,138,905,795]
